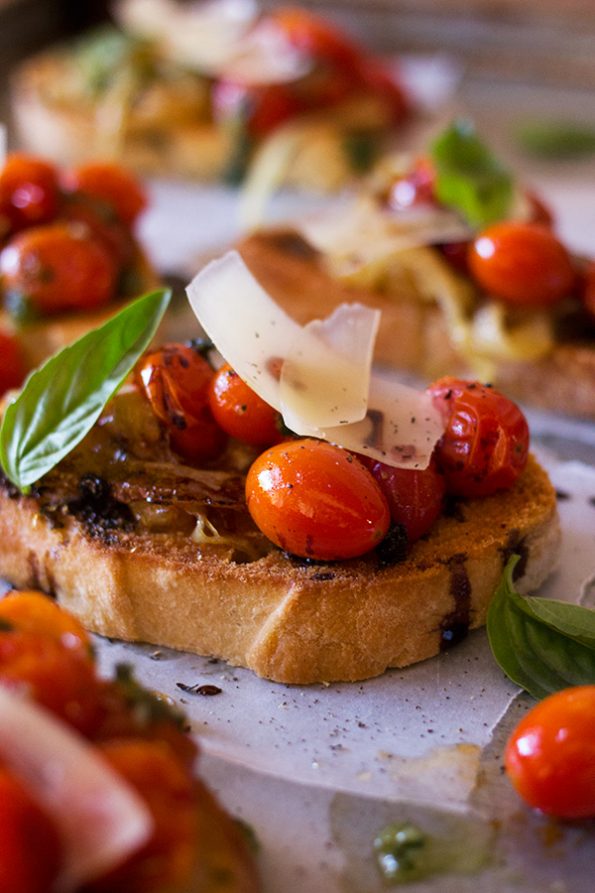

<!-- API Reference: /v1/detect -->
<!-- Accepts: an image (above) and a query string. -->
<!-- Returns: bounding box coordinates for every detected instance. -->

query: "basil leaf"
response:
[431,119,514,228]
[0,288,171,492]
[487,556,595,699]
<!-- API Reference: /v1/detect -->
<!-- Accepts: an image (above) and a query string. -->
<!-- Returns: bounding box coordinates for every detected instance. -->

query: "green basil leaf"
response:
[487,556,595,699]
[0,288,171,492]
[431,119,514,228]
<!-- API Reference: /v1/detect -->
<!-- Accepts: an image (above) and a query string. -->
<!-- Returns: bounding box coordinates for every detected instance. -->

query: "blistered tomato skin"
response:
[363,457,446,543]
[64,161,147,226]
[246,438,390,560]
[0,223,118,317]
[428,377,529,498]
[0,153,60,234]
[505,686,595,819]
[468,222,575,308]
[0,329,26,397]
[209,363,284,447]
[136,343,227,463]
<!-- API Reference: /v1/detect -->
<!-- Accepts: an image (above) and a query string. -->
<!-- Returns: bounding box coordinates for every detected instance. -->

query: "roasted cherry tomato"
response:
[59,191,138,271]
[427,377,529,498]
[269,6,362,69]
[505,686,595,819]
[362,456,445,543]
[209,363,284,447]
[0,153,60,234]
[0,329,26,396]
[0,766,62,893]
[0,591,94,662]
[0,223,118,318]
[246,438,390,560]
[213,77,303,139]
[386,156,435,211]
[0,632,101,734]
[136,343,227,463]
[64,161,147,226]
[88,739,198,893]
[468,222,575,308]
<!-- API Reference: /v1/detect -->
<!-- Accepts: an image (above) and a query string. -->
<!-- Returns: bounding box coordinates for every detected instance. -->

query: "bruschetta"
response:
[237,121,595,419]
[0,255,560,684]
[11,0,410,191]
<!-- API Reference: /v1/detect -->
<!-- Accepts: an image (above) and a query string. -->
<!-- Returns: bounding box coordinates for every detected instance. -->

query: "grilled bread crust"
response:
[0,455,559,684]
[238,229,595,420]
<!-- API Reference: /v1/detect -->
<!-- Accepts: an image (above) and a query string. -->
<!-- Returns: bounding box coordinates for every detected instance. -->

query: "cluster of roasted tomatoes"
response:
[386,155,595,318]
[0,590,201,893]
[213,6,408,145]
[0,152,147,397]
[135,342,529,562]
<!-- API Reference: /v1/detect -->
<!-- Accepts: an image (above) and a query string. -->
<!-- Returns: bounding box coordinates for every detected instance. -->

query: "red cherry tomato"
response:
[59,191,138,270]
[64,161,147,226]
[88,739,198,893]
[0,329,26,396]
[136,343,227,462]
[0,154,60,233]
[362,456,445,543]
[0,591,94,662]
[386,156,436,211]
[427,377,529,498]
[468,222,575,308]
[0,223,118,318]
[246,438,390,560]
[505,686,595,819]
[269,6,362,69]
[0,767,62,893]
[0,632,101,734]
[209,363,284,447]
[213,78,303,139]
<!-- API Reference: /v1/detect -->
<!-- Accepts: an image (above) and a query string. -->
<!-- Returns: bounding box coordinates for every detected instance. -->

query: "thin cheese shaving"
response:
[280,303,379,429]
[186,251,443,469]
[299,197,472,279]
[0,687,152,891]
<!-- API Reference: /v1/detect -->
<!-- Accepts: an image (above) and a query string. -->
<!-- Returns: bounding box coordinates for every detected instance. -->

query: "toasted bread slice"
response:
[11,52,231,181]
[0,385,560,684]
[238,229,595,420]
[11,47,404,190]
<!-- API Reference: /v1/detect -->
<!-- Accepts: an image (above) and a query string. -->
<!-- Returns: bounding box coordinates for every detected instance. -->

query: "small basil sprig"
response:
[0,288,171,492]
[431,119,514,228]
[487,556,595,700]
